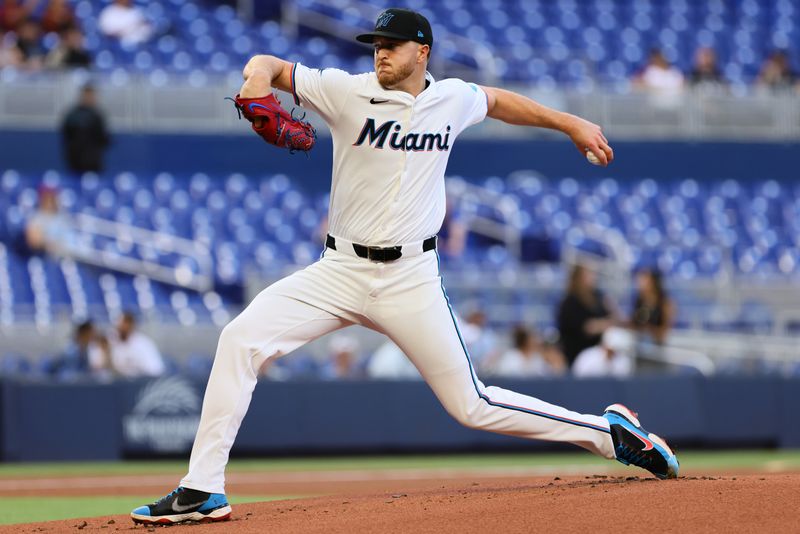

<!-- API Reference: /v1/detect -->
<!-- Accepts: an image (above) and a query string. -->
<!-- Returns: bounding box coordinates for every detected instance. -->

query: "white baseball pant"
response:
[181,240,615,493]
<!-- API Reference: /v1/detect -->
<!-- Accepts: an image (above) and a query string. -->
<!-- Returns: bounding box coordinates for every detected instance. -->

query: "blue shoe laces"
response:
[154,487,183,506]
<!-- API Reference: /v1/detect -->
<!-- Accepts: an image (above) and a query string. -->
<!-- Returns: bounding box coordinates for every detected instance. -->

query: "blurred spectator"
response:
[492,325,566,378]
[0,29,23,66]
[366,339,419,379]
[630,268,674,345]
[24,185,76,255]
[107,311,166,377]
[572,327,634,378]
[541,341,567,375]
[98,0,152,46]
[557,264,617,368]
[0,0,35,31]
[52,320,94,375]
[689,47,726,92]
[635,48,684,106]
[756,50,799,92]
[637,49,685,91]
[46,25,90,68]
[60,84,111,173]
[460,309,499,372]
[39,0,75,34]
[51,320,114,379]
[13,17,44,69]
[320,334,363,380]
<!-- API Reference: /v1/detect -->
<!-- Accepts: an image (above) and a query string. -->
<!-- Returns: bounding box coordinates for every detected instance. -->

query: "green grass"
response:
[0,495,292,525]
[0,450,798,477]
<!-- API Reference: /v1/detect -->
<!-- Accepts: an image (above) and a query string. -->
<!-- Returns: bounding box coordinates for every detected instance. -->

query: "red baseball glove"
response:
[229,93,316,153]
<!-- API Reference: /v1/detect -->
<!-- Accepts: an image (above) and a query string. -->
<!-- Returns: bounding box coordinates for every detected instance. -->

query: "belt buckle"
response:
[367,246,401,262]
[367,246,385,262]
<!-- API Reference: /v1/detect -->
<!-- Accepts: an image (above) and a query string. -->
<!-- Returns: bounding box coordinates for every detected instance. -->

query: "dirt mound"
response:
[5,474,798,534]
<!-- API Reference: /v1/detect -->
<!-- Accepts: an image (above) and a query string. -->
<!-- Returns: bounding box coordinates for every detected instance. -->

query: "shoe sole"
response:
[131,505,232,525]
[604,403,679,479]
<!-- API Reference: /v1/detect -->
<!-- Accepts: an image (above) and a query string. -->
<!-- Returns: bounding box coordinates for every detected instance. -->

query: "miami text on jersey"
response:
[353,118,452,151]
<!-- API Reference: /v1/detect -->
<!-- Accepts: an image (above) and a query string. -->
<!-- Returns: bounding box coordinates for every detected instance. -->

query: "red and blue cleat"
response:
[603,403,680,480]
[130,486,231,525]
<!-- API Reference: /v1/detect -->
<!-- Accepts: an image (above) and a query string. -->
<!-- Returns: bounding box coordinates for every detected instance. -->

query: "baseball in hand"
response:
[585,149,602,166]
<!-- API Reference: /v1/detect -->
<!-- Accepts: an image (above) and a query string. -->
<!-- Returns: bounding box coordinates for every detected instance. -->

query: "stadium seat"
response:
[36,0,793,85]
[1,160,796,358]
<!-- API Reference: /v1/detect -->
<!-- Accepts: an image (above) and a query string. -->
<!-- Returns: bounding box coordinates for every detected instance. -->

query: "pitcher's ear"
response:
[419,44,430,63]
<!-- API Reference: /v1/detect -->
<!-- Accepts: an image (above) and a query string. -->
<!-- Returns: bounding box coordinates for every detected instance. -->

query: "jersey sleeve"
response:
[290,63,356,124]
[455,81,489,134]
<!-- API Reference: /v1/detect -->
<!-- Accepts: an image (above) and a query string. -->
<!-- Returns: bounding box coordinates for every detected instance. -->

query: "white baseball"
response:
[585,150,602,166]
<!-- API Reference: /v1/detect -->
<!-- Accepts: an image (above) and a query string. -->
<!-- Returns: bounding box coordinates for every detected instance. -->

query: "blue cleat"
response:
[130,486,231,525]
[603,403,680,480]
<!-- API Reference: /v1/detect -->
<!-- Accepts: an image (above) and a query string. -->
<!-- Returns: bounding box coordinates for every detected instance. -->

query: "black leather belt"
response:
[325,234,437,262]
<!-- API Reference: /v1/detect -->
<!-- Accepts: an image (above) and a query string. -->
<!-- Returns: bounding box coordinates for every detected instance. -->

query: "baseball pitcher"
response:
[132,8,679,525]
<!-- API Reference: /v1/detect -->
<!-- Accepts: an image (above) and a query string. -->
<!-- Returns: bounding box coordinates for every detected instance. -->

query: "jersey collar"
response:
[365,70,436,102]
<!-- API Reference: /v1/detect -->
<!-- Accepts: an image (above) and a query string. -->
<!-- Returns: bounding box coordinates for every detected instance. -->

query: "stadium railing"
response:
[59,212,214,292]
[1,72,799,140]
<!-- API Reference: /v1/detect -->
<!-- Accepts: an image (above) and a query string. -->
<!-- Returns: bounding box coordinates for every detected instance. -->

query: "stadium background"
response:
[0,0,799,528]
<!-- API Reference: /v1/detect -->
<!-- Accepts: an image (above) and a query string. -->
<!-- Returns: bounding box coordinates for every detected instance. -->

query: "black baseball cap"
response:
[356,8,433,48]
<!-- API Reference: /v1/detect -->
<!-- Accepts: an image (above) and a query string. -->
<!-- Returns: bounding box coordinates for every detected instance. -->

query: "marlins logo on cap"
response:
[376,12,395,28]
[355,8,433,48]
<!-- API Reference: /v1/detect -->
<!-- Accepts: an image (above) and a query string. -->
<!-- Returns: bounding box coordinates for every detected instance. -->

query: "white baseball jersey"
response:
[290,63,488,246]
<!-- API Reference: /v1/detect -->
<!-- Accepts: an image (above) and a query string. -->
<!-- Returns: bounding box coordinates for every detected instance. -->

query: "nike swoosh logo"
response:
[632,432,654,451]
[172,500,203,513]
[248,103,270,112]
[369,98,389,104]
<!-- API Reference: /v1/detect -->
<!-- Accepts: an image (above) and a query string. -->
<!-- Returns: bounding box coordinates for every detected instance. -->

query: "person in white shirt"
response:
[133,8,678,525]
[572,327,635,379]
[635,48,685,109]
[637,48,685,93]
[319,334,363,380]
[459,310,499,373]
[107,311,165,377]
[98,0,151,46]
[366,339,420,379]
[493,326,565,378]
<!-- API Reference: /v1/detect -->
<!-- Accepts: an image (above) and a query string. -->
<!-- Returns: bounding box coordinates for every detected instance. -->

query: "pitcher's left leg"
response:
[369,264,615,458]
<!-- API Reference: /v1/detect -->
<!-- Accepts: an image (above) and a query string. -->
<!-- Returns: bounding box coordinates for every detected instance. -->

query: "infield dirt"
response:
[2,474,797,533]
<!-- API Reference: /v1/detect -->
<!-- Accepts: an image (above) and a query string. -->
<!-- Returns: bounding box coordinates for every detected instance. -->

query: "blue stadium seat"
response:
[1,168,796,337]
[48,0,796,84]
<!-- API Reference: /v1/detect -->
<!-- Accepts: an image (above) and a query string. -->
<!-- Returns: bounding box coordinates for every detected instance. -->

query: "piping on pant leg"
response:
[368,252,615,459]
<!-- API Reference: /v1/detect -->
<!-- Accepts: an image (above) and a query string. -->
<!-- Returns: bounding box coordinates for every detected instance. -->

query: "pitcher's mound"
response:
[7,474,799,533]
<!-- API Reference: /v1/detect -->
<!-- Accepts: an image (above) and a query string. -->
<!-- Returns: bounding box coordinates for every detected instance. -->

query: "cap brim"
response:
[355,31,415,44]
